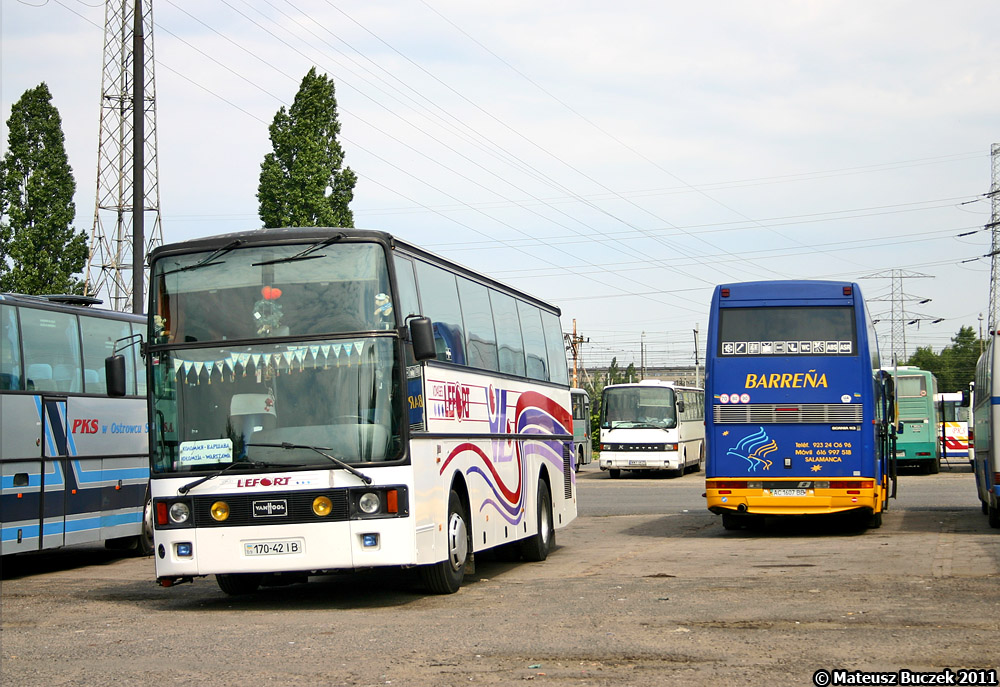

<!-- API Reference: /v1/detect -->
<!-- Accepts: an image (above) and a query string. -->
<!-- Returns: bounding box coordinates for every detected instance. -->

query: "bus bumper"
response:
[599,451,683,472]
[152,518,418,578]
[706,482,884,516]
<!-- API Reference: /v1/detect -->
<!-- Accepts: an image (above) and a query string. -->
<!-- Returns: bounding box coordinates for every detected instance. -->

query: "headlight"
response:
[358,492,381,514]
[210,501,230,521]
[168,502,191,524]
[313,495,333,516]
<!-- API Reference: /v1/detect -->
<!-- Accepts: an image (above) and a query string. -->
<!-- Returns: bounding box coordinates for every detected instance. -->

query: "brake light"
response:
[720,288,730,297]
[843,286,852,295]
[828,480,874,489]
[716,481,747,489]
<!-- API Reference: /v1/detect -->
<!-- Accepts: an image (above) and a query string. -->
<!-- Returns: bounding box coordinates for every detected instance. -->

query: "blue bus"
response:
[704,281,896,530]
[973,335,1000,528]
[1,293,152,555]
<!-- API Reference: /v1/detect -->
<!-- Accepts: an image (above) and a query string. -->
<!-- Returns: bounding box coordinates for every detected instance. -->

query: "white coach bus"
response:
[597,380,705,478]
[108,228,577,595]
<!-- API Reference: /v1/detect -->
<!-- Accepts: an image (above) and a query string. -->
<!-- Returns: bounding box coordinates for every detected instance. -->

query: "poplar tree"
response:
[258,67,357,228]
[0,82,87,294]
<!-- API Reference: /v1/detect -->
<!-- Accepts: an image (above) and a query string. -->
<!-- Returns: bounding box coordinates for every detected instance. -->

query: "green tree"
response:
[0,83,86,294]
[905,326,981,393]
[258,67,357,228]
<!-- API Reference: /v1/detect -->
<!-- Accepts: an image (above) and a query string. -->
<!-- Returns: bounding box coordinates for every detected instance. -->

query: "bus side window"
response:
[457,277,499,372]
[413,260,465,365]
[80,314,133,395]
[21,308,82,394]
[0,304,22,390]
[541,310,568,385]
[518,300,547,382]
[491,290,525,377]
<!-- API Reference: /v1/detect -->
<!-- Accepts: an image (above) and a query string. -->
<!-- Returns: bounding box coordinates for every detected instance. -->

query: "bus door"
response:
[0,395,52,553]
[39,395,72,550]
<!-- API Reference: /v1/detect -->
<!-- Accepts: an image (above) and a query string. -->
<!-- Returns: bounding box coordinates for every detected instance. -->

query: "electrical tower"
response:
[85,0,163,313]
[861,269,938,364]
[988,143,1000,332]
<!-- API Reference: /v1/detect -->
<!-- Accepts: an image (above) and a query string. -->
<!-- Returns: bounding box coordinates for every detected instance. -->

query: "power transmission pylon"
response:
[565,319,588,388]
[988,143,1000,333]
[861,269,936,364]
[85,0,163,313]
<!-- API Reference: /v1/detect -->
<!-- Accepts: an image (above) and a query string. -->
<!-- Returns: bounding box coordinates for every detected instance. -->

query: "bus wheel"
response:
[216,573,263,595]
[928,458,940,474]
[608,469,621,479]
[867,511,883,529]
[981,500,989,515]
[721,513,742,530]
[520,479,554,562]
[988,503,1000,529]
[575,448,582,473]
[136,495,155,556]
[694,445,705,473]
[421,490,469,594]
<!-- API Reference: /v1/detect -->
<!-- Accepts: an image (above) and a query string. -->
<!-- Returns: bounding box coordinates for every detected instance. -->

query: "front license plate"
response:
[770,489,807,497]
[243,539,304,556]
[628,460,646,466]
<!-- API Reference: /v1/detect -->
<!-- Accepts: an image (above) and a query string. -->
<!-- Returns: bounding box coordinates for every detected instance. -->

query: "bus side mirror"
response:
[676,400,685,413]
[409,316,436,362]
[105,355,127,397]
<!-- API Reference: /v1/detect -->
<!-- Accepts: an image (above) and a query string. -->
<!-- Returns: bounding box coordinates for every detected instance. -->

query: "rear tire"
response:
[928,458,940,474]
[519,479,554,562]
[721,513,742,530]
[608,468,621,479]
[988,502,1000,529]
[216,573,263,595]
[421,490,470,594]
[867,511,883,529]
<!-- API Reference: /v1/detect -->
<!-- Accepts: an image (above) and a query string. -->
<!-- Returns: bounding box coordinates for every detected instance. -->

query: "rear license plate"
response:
[895,451,906,458]
[243,539,304,556]
[770,489,807,497]
[628,460,646,466]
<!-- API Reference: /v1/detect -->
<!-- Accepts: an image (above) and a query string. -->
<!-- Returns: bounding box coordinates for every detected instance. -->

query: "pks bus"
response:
[973,335,1000,528]
[570,388,593,471]
[108,228,577,595]
[890,366,941,473]
[1,293,151,555]
[704,281,896,530]
[934,391,971,467]
[597,380,705,478]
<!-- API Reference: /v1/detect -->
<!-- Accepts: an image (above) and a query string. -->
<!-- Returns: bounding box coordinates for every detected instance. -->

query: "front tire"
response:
[421,490,470,594]
[519,479,554,562]
[216,573,263,595]
[135,495,155,556]
[988,502,1000,529]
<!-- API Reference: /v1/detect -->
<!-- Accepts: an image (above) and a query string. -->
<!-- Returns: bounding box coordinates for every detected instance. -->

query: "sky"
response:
[2,0,998,373]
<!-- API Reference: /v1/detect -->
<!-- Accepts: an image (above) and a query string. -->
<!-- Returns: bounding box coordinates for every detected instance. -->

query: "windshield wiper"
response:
[248,441,373,484]
[161,239,243,276]
[178,459,263,495]
[251,234,345,267]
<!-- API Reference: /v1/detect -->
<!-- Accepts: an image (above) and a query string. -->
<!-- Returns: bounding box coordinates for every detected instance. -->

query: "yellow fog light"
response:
[210,501,230,522]
[312,495,333,517]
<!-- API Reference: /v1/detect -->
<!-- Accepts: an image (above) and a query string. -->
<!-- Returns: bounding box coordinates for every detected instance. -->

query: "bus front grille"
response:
[713,403,863,424]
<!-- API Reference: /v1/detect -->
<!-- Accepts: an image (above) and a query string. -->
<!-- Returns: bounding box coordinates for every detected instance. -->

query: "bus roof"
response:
[0,292,144,321]
[714,280,861,304]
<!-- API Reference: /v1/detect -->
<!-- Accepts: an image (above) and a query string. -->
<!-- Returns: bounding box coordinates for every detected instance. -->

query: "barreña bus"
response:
[704,281,896,530]
[108,228,577,595]
[890,366,941,473]
[598,380,705,478]
[1,293,151,555]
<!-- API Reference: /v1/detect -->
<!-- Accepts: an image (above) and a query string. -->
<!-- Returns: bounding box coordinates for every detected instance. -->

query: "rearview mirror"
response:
[409,316,436,362]
[105,355,127,397]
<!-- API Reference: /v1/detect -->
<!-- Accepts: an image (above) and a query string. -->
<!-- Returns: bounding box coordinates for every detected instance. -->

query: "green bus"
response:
[891,366,941,473]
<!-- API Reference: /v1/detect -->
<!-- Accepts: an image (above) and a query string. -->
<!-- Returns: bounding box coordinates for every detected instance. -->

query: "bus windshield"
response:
[602,386,677,429]
[151,337,402,473]
[151,242,393,343]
